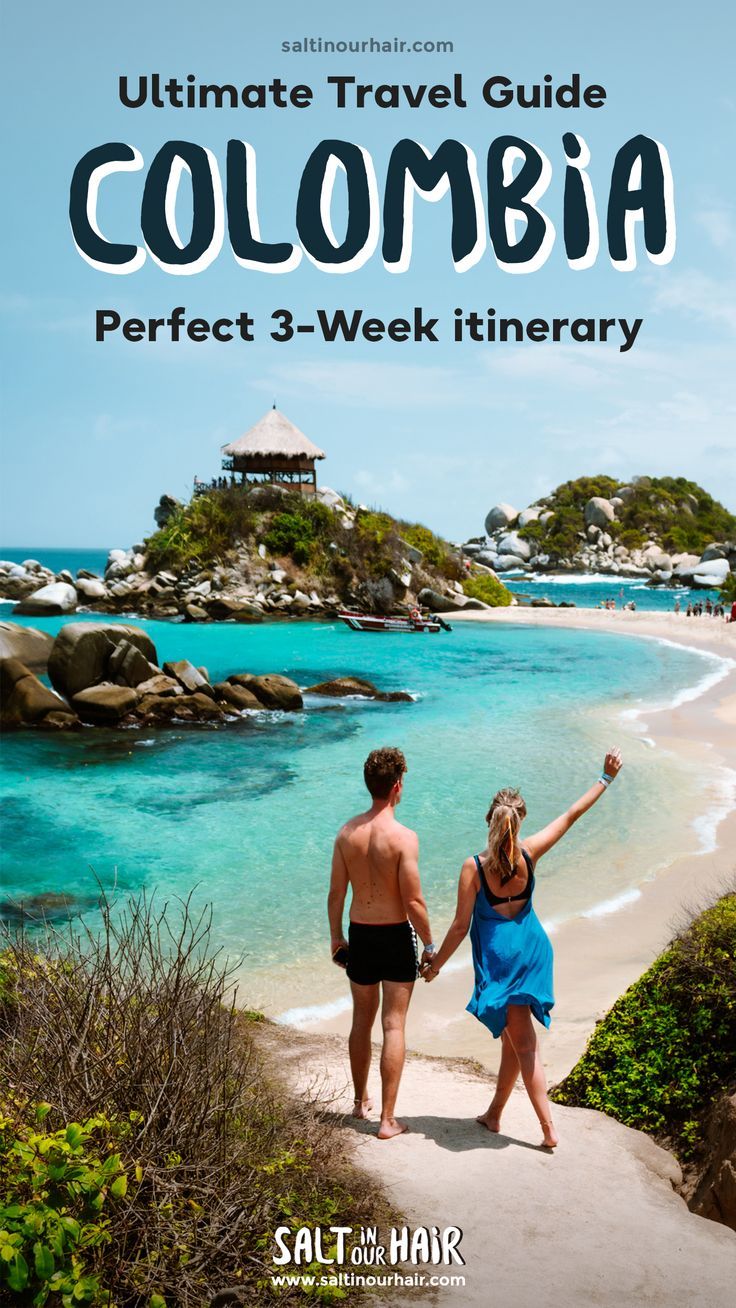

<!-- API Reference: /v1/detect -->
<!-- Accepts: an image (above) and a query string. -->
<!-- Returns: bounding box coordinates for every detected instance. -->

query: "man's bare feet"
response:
[475,1108,501,1132]
[352,1097,373,1119]
[539,1118,559,1149]
[377,1117,409,1140]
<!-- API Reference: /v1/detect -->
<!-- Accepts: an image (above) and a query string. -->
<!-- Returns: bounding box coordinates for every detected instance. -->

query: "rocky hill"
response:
[464,476,736,588]
[0,486,511,621]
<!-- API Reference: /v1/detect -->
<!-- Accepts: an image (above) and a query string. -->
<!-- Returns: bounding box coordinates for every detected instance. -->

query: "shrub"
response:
[551,893,736,1159]
[262,500,333,566]
[463,575,512,607]
[145,487,257,571]
[519,475,736,561]
[1,1111,129,1306]
[0,895,386,1305]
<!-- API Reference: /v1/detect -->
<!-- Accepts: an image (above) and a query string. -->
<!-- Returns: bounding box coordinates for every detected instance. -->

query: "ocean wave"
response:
[691,767,736,854]
[618,639,735,723]
[580,887,643,918]
[275,995,353,1027]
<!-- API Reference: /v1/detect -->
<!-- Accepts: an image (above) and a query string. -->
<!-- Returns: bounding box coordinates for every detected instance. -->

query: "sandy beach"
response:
[303,608,736,1082]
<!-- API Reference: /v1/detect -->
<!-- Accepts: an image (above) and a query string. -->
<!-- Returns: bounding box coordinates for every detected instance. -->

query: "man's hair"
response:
[363,747,407,799]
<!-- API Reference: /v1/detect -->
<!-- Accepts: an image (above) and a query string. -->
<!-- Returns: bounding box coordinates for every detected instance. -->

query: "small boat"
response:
[338,610,452,634]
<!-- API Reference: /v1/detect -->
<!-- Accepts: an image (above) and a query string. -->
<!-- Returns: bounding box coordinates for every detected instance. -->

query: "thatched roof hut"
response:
[221,406,325,496]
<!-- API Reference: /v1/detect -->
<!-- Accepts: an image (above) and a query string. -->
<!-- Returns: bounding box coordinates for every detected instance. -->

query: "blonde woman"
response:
[422,749,623,1148]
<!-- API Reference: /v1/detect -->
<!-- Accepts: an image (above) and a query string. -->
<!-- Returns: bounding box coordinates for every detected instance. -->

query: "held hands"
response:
[419,948,440,982]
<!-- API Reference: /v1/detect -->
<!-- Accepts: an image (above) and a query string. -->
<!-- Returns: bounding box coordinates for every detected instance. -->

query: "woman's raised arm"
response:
[524,748,622,865]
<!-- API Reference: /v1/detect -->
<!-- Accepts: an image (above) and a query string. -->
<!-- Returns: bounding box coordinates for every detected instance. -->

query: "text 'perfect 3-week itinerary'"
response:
[1,4,735,1306]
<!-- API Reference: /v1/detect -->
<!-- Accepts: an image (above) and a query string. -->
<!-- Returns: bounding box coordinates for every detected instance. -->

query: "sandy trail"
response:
[261,1024,736,1308]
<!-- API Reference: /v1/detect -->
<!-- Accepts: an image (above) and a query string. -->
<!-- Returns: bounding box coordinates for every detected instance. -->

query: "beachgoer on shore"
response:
[327,747,435,1139]
[422,748,623,1149]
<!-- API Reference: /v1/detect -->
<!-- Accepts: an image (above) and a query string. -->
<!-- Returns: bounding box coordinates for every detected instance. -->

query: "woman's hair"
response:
[483,788,527,885]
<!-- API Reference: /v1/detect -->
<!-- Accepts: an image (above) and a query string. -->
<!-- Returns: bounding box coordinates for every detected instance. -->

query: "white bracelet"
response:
[598,776,610,788]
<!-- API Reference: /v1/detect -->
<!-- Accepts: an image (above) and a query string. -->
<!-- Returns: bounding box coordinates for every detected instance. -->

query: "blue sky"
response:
[1,0,734,547]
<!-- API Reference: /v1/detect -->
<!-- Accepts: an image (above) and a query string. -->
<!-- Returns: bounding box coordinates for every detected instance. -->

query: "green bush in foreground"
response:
[1,1111,129,1306]
[463,575,512,607]
[0,897,386,1305]
[552,894,736,1158]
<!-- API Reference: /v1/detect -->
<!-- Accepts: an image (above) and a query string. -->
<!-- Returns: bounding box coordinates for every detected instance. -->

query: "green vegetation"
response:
[719,572,736,605]
[518,476,736,560]
[261,500,334,566]
[463,575,513,607]
[145,487,257,572]
[0,896,387,1305]
[142,486,471,604]
[552,893,736,1159]
[1,1111,129,1306]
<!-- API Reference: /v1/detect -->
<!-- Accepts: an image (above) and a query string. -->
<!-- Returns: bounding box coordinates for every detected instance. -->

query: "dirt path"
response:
[258,1026,736,1308]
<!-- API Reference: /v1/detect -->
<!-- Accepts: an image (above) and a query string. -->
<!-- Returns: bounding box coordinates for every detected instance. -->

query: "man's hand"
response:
[331,938,349,968]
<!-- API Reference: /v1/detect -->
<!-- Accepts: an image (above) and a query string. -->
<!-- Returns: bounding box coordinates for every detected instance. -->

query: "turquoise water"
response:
[0,547,720,611]
[0,547,110,577]
[0,615,722,1015]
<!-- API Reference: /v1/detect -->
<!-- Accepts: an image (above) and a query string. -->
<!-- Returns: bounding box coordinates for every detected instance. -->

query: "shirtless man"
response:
[328,747,435,1139]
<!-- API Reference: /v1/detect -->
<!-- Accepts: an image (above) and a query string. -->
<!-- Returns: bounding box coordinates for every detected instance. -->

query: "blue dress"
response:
[466,851,554,1038]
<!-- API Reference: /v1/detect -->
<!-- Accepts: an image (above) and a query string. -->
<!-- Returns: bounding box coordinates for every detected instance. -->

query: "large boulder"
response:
[163,659,213,695]
[584,497,616,529]
[15,582,78,616]
[496,532,533,561]
[72,683,139,722]
[213,682,263,711]
[485,503,518,533]
[135,691,224,722]
[494,554,531,572]
[305,676,413,703]
[135,674,182,698]
[154,494,182,528]
[690,1091,736,1230]
[48,623,158,698]
[207,596,264,623]
[355,577,395,615]
[417,588,462,613]
[0,658,71,727]
[0,622,54,674]
[315,486,345,511]
[518,507,542,527]
[672,553,702,579]
[693,559,730,586]
[75,577,108,600]
[227,673,303,710]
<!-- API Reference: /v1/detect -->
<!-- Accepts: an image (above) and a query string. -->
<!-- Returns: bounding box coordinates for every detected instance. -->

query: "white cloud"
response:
[695,207,735,250]
[651,269,736,331]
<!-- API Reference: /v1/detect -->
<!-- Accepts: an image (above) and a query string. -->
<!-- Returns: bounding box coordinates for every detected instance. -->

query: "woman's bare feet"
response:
[352,1097,373,1119]
[539,1118,559,1149]
[377,1117,408,1140]
[475,1107,502,1132]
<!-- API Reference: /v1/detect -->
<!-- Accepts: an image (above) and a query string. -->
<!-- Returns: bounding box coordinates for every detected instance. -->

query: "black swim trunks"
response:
[346,920,418,985]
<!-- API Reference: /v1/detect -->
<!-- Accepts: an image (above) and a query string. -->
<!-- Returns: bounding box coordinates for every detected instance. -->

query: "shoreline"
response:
[296,609,736,1082]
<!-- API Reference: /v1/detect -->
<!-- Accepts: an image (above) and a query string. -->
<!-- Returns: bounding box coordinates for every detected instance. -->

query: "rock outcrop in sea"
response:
[463,476,736,588]
[0,621,415,732]
[0,487,509,620]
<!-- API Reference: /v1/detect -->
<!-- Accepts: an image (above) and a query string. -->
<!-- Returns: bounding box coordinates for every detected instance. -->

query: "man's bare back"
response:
[335,807,419,925]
